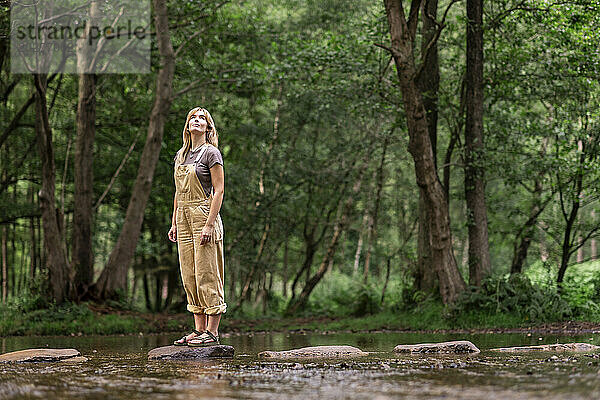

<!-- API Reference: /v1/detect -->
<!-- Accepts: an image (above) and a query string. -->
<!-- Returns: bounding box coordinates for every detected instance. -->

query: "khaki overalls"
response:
[174,149,226,315]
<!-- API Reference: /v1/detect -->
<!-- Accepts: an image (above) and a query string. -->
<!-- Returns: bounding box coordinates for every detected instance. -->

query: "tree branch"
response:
[407,0,422,42]
[94,128,142,210]
[416,0,461,80]
[172,77,238,98]
[0,92,35,149]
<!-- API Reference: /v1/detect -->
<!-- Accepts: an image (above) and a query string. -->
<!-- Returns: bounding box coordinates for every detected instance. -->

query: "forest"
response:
[0,0,599,335]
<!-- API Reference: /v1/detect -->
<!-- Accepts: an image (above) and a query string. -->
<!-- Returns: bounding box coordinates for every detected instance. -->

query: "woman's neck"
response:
[190,134,207,150]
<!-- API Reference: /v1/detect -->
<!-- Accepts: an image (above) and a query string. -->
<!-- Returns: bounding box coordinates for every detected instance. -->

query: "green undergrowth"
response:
[225,307,526,333]
[2,298,596,337]
[0,300,147,336]
[3,262,600,337]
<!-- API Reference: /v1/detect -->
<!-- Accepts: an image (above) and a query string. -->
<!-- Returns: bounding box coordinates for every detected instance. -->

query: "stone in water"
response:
[393,340,480,354]
[258,345,368,359]
[0,348,86,363]
[148,345,234,360]
[490,343,600,353]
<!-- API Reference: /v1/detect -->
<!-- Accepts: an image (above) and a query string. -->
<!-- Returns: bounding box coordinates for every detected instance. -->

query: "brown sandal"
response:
[173,329,202,346]
[188,330,220,347]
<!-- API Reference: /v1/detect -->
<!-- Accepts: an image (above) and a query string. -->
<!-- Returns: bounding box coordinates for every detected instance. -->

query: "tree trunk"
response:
[1,161,6,302]
[9,221,15,298]
[7,225,12,299]
[143,271,152,311]
[592,210,598,260]
[511,138,549,275]
[1,226,6,303]
[236,220,270,307]
[229,257,237,301]
[443,77,466,201]
[72,2,99,299]
[94,0,175,299]
[383,0,466,303]
[556,140,586,287]
[418,0,440,162]
[282,236,289,297]
[353,212,368,274]
[18,239,26,294]
[557,206,578,285]
[381,257,392,305]
[34,74,71,304]
[510,179,544,275]
[415,0,440,294]
[465,0,491,286]
[557,144,585,285]
[415,190,436,291]
[363,133,389,283]
[576,236,584,263]
[130,274,138,308]
[154,273,162,312]
[290,230,318,300]
[362,213,374,282]
[29,182,38,279]
[539,221,549,262]
[164,261,177,310]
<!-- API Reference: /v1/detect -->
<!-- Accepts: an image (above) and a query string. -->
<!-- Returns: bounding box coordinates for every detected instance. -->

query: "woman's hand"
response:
[200,223,215,245]
[168,224,177,242]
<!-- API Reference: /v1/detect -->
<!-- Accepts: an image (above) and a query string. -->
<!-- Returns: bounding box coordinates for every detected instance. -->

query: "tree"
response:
[382,0,466,303]
[23,3,72,303]
[72,0,99,299]
[285,155,367,315]
[34,72,70,303]
[414,0,440,293]
[464,0,491,285]
[93,0,175,299]
[552,108,600,285]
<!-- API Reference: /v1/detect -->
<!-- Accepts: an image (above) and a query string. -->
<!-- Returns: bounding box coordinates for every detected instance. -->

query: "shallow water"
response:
[1,332,600,399]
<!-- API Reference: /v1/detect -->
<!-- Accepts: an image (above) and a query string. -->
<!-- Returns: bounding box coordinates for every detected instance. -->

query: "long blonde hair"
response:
[175,107,219,165]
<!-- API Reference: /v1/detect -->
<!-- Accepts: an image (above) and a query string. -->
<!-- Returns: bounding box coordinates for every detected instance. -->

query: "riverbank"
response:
[2,301,600,337]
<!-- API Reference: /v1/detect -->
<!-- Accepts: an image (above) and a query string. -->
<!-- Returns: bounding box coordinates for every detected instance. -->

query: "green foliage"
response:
[561,274,600,317]
[0,270,52,313]
[588,273,600,304]
[447,275,572,323]
[0,299,146,336]
[232,292,289,319]
[104,289,138,312]
[398,286,439,312]
[350,283,382,316]
[297,271,383,317]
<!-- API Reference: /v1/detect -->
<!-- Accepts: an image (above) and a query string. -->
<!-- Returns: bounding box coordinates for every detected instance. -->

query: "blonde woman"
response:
[168,107,226,347]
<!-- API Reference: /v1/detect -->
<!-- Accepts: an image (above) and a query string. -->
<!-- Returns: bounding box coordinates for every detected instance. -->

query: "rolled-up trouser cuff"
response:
[187,303,227,315]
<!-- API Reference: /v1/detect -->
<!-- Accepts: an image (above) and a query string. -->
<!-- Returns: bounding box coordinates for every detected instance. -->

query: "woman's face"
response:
[188,109,208,135]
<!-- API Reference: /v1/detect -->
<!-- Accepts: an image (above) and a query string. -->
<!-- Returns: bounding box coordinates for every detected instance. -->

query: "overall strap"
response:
[194,144,210,163]
[193,144,212,198]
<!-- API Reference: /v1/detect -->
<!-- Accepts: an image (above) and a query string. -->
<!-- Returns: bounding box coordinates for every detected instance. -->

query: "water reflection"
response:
[1,332,600,399]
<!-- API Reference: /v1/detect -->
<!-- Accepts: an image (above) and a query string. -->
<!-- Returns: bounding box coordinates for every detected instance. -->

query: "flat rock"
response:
[490,343,600,353]
[394,340,480,354]
[258,345,368,359]
[0,348,86,363]
[148,345,234,360]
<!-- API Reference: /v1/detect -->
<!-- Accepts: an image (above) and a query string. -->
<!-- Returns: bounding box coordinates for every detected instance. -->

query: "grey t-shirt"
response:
[174,145,224,196]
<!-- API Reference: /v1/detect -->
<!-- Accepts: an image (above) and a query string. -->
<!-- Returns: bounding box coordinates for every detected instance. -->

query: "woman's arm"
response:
[168,194,178,242]
[200,164,224,245]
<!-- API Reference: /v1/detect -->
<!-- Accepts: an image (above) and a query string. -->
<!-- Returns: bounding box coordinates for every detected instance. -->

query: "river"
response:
[1,331,599,399]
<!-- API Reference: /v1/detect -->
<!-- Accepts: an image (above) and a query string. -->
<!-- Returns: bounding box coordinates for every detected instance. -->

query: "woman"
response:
[167,107,226,347]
